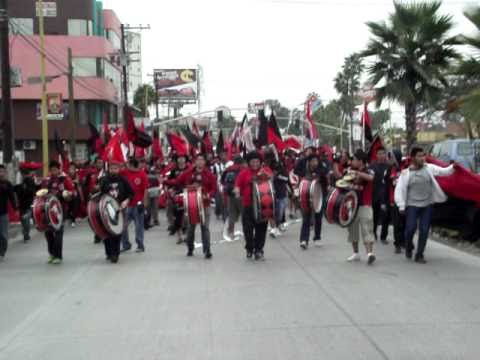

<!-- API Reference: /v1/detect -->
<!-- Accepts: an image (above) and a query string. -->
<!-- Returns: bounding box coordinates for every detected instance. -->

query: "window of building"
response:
[72,58,98,77]
[104,60,122,92]
[68,19,93,36]
[106,29,121,50]
[9,18,34,35]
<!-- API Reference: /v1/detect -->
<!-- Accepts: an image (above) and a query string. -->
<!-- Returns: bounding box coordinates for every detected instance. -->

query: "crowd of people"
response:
[0,142,458,266]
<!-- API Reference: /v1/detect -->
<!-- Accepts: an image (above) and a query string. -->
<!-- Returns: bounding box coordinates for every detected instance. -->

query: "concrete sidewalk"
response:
[1,216,480,359]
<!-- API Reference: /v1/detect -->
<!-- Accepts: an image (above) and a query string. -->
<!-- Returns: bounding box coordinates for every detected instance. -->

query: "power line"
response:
[264,0,477,6]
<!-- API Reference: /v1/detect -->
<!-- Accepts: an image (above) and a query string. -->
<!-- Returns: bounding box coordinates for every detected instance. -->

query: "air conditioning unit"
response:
[23,140,36,150]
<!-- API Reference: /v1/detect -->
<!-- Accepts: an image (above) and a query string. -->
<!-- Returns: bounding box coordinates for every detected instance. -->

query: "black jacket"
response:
[14,177,38,214]
[0,180,16,216]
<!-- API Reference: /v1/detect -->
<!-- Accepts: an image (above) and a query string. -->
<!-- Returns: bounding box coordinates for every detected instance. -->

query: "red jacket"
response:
[121,168,149,207]
[235,166,273,207]
[166,166,217,206]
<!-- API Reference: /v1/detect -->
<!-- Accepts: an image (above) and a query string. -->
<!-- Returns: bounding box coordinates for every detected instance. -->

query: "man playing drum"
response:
[166,153,217,259]
[99,161,134,263]
[234,151,273,261]
[40,160,75,265]
[296,154,329,250]
[346,150,376,265]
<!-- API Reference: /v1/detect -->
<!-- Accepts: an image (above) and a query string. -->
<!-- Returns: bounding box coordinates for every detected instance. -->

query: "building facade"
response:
[5,0,123,162]
[126,31,142,105]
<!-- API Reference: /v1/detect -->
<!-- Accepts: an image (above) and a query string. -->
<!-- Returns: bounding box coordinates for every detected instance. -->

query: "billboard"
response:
[154,69,198,104]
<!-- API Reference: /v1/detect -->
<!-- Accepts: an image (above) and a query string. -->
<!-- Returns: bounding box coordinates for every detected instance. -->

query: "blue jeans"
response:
[404,206,432,257]
[300,209,323,243]
[122,206,145,250]
[275,197,288,226]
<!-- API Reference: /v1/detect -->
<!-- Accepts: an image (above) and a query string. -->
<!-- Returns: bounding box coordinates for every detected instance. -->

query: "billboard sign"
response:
[154,69,197,90]
[154,69,198,104]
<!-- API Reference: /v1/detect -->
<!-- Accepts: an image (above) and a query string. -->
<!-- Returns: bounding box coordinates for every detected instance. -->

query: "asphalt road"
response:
[1,214,480,360]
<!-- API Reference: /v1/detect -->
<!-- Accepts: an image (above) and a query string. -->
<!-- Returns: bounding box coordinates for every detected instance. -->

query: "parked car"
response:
[430,139,480,173]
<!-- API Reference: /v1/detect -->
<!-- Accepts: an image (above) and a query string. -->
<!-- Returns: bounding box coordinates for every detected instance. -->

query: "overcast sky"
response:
[103,0,478,122]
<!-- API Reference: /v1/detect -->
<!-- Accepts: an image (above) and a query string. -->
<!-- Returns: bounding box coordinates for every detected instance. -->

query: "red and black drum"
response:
[87,193,124,240]
[299,179,323,214]
[252,180,275,223]
[32,194,64,232]
[324,188,359,228]
[183,187,205,225]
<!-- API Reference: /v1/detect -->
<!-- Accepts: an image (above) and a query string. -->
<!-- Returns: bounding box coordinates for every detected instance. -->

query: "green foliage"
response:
[361,0,459,148]
[133,84,156,117]
[334,53,364,118]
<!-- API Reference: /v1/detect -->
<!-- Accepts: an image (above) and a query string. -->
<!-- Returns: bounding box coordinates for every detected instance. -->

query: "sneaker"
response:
[246,251,253,259]
[135,247,145,253]
[300,241,307,250]
[405,250,413,260]
[254,251,265,261]
[47,256,55,264]
[94,237,102,244]
[313,240,322,247]
[187,250,194,257]
[71,222,76,228]
[367,253,376,265]
[347,253,361,262]
[24,235,31,242]
[51,258,62,265]
[395,247,402,254]
[223,233,233,242]
[381,239,389,245]
[414,255,427,264]
[205,252,212,260]
[121,244,132,252]
[269,229,277,238]
[110,256,119,264]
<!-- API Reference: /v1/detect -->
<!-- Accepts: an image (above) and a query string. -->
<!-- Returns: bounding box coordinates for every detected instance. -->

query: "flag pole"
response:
[362,103,366,152]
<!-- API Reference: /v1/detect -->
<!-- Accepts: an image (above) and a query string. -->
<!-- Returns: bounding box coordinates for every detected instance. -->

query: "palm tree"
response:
[457,6,480,128]
[361,1,460,149]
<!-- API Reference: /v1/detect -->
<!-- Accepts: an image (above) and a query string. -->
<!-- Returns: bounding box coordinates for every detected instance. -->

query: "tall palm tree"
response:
[457,6,480,128]
[361,1,460,149]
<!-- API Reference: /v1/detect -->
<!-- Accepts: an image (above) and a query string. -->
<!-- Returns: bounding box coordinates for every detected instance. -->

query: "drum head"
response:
[45,196,63,231]
[325,189,339,224]
[87,195,109,240]
[337,190,359,228]
[196,188,206,225]
[310,180,324,214]
[252,181,275,223]
[32,197,48,232]
[184,189,202,225]
[99,195,124,236]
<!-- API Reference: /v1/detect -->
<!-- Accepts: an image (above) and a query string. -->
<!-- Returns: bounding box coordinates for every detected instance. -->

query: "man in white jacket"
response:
[394,147,455,263]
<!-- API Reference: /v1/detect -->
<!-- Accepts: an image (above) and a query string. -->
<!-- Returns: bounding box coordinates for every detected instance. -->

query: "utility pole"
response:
[144,84,148,117]
[0,0,14,168]
[68,48,77,159]
[38,0,49,176]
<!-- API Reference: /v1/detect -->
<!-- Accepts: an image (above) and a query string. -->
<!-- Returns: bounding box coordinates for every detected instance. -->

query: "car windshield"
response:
[457,142,473,156]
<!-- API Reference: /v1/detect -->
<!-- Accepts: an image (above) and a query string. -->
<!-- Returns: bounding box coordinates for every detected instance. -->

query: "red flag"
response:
[152,129,164,163]
[426,156,480,207]
[306,100,319,140]
[103,132,127,164]
[361,102,373,142]
[284,136,302,150]
[202,131,214,155]
[102,113,112,144]
[267,127,286,152]
[125,106,137,142]
[167,132,188,157]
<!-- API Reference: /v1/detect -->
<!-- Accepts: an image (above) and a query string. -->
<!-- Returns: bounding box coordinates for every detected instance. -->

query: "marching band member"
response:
[221,155,246,241]
[166,153,217,259]
[270,161,290,238]
[234,151,272,261]
[86,157,106,244]
[212,150,229,221]
[345,150,376,265]
[15,164,40,242]
[99,161,134,263]
[297,154,329,250]
[40,160,75,265]
[121,158,149,253]
[165,154,190,243]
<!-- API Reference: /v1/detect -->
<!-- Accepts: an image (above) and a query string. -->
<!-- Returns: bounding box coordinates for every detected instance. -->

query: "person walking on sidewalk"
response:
[0,165,18,261]
[394,147,456,263]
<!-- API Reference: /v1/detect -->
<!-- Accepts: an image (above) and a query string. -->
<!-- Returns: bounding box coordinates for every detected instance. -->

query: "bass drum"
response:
[252,180,275,223]
[87,194,124,240]
[32,195,64,232]
[183,188,205,225]
[299,179,323,214]
[324,188,359,228]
